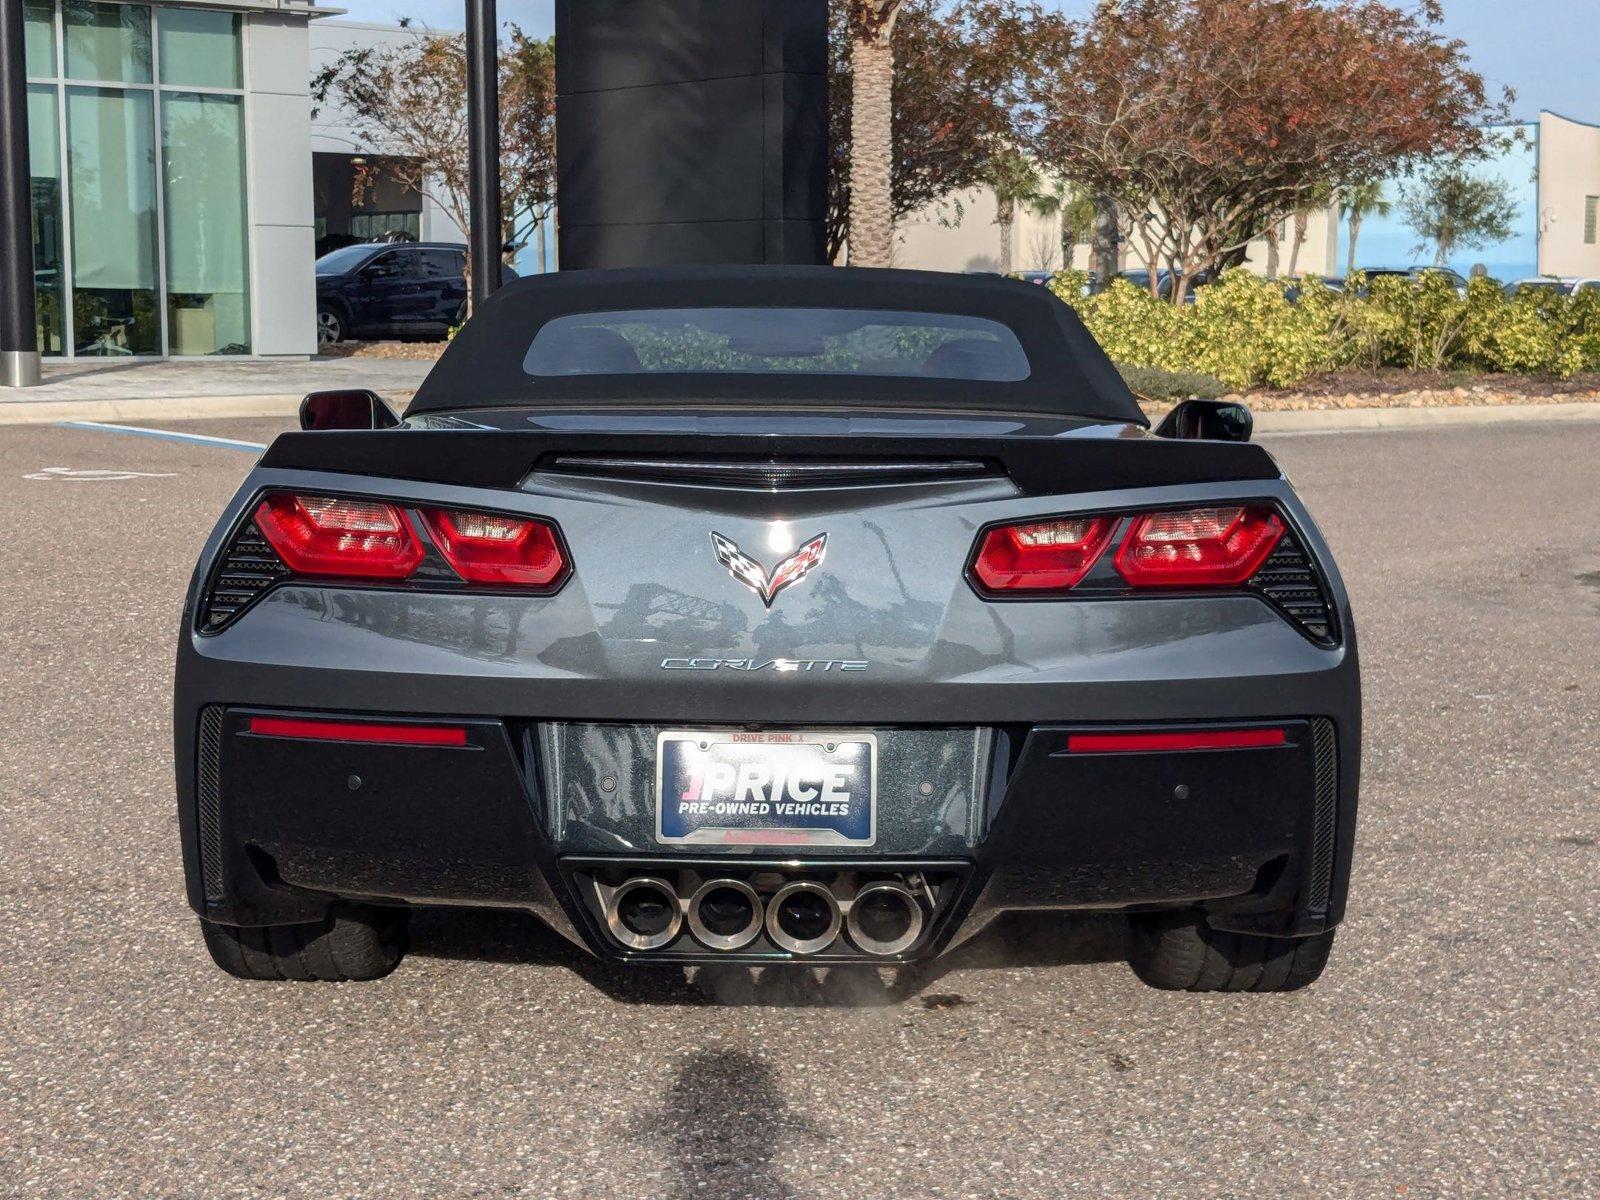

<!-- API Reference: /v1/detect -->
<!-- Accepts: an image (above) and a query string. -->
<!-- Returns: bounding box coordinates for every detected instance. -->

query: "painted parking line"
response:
[24,466,180,482]
[58,420,268,453]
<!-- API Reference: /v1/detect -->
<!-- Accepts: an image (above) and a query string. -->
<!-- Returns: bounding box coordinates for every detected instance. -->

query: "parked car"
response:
[1502,276,1600,298]
[1283,276,1346,303]
[1361,266,1468,296]
[1113,267,1215,302]
[315,242,518,344]
[177,266,1360,993]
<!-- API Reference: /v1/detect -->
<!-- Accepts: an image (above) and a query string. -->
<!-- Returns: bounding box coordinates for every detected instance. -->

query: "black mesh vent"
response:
[200,520,290,632]
[1307,718,1338,914]
[543,455,996,490]
[1247,527,1338,644]
[197,706,225,904]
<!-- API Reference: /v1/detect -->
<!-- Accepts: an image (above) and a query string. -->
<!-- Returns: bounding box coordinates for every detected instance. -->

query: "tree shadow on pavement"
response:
[407,906,1130,1008]
[627,1049,819,1200]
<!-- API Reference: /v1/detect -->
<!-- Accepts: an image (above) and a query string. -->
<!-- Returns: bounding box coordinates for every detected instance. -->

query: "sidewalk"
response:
[0,357,431,424]
[4,356,1600,431]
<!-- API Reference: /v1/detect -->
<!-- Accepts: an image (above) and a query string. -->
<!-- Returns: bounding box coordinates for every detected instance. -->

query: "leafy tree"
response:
[1029,0,1506,301]
[1340,179,1392,277]
[312,26,555,299]
[830,0,1072,264]
[1399,162,1518,267]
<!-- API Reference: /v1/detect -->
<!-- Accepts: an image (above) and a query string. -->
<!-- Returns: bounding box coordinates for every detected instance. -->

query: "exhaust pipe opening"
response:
[845,881,925,957]
[687,879,764,951]
[765,880,841,955]
[606,877,682,951]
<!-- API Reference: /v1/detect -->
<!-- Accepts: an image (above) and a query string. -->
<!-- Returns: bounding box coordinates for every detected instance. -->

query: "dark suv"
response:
[315,243,491,344]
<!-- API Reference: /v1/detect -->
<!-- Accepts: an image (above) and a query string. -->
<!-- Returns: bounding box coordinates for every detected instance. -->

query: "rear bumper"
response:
[180,706,1355,960]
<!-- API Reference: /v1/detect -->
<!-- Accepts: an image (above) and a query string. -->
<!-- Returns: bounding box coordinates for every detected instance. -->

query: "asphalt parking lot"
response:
[2,415,1596,1198]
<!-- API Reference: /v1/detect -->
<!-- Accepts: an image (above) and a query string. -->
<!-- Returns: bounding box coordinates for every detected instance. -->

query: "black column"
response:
[555,0,828,270]
[0,0,40,385]
[465,0,502,306]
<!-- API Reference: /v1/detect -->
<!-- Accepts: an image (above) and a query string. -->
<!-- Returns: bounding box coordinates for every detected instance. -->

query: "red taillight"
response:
[248,716,468,746]
[971,516,1117,592]
[1066,728,1287,753]
[1113,505,1284,588]
[254,493,423,579]
[421,508,568,588]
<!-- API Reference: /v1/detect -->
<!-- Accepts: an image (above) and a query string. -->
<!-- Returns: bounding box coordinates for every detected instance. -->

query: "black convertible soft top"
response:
[406,265,1145,425]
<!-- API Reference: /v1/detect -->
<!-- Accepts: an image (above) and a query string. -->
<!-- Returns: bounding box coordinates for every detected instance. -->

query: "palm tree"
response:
[1341,180,1391,278]
[983,148,1045,275]
[846,1,907,267]
[1028,178,1096,270]
[1287,185,1335,278]
[1263,220,1283,279]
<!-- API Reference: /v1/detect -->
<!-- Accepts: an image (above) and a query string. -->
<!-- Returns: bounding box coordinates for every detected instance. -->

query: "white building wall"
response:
[422,185,465,243]
[896,187,1092,274]
[1536,111,1600,278]
[247,12,317,356]
[897,184,1340,281]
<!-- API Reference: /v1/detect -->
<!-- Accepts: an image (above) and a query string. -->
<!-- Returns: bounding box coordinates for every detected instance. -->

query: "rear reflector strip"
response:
[247,717,469,746]
[1066,728,1287,753]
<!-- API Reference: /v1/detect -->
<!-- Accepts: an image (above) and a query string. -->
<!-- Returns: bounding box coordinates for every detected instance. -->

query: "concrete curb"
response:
[3,393,1597,431]
[1253,400,1600,433]
[0,393,307,426]
[0,390,421,427]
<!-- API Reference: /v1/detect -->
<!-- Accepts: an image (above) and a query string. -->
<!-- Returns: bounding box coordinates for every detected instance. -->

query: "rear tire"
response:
[1128,911,1335,993]
[316,305,345,345]
[199,904,407,982]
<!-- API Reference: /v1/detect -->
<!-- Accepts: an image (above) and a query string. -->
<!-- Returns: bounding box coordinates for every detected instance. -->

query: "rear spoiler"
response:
[256,429,1281,497]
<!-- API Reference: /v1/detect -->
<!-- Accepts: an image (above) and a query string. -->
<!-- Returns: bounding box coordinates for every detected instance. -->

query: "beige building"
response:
[1536,111,1600,279]
[896,111,1600,284]
[894,183,1340,280]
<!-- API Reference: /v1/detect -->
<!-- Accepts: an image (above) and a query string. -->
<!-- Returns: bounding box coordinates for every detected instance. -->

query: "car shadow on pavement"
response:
[406,906,1130,1008]
[627,1049,817,1200]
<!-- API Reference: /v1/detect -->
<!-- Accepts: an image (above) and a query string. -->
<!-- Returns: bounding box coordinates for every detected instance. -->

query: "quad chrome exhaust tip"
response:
[845,881,925,957]
[686,878,764,951]
[765,880,841,955]
[605,876,683,951]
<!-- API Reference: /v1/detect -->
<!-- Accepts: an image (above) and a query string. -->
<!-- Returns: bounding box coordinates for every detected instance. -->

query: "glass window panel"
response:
[161,92,249,354]
[523,309,1033,380]
[157,9,240,89]
[25,1,55,78]
[66,85,160,355]
[350,211,421,241]
[28,85,66,355]
[64,1,151,84]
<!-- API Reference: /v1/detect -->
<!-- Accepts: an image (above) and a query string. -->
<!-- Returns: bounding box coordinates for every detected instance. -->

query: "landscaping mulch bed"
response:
[321,345,1600,415]
[319,341,445,361]
[1234,369,1600,410]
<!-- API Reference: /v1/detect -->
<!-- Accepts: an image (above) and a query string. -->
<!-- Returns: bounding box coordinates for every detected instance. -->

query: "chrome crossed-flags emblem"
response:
[709,531,828,607]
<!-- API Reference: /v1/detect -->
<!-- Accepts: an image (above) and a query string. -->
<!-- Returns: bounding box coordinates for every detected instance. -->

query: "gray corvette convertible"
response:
[175,266,1359,992]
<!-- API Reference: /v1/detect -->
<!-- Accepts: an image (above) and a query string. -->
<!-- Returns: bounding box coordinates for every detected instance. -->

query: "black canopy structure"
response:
[0,0,831,385]
[409,265,1145,424]
[0,0,38,386]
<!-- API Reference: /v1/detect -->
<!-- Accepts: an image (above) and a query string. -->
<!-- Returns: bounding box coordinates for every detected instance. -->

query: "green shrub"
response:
[1048,266,1600,388]
[1116,363,1228,402]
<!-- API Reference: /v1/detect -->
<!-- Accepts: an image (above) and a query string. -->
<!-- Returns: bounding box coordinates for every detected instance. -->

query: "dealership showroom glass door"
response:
[24,1,251,356]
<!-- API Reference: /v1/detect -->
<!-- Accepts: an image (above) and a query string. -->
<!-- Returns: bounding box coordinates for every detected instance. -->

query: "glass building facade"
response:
[24,1,251,356]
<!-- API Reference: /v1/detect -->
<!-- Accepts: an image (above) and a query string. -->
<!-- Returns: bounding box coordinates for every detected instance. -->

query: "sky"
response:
[328,0,1598,123]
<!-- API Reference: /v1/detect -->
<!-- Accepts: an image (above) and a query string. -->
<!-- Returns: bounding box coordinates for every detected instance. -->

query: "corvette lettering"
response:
[660,658,869,672]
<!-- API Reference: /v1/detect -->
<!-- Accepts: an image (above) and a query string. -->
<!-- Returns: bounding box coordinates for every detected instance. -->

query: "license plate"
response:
[655,730,877,846]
